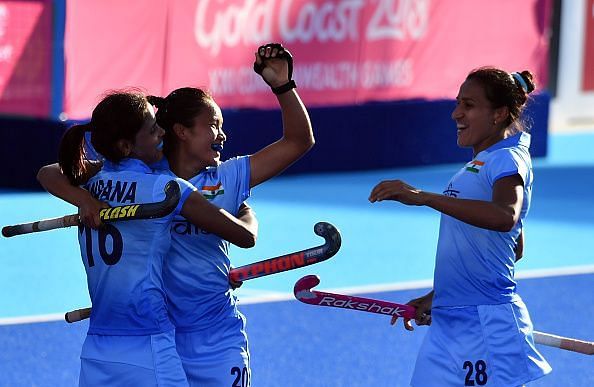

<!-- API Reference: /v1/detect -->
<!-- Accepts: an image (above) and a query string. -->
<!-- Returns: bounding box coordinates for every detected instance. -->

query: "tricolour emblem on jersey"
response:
[200,182,224,199]
[465,160,485,173]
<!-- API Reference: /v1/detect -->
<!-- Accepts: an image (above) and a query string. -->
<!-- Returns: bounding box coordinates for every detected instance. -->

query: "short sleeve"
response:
[153,175,197,216]
[485,148,531,187]
[216,156,251,204]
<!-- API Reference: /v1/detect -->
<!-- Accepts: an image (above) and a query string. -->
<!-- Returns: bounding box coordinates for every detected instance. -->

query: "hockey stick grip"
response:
[533,331,594,355]
[2,214,80,237]
[65,307,92,323]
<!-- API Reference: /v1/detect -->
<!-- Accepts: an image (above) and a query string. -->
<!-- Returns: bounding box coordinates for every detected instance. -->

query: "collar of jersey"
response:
[150,157,209,179]
[483,132,531,154]
[150,157,170,172]
[103,158,154,173]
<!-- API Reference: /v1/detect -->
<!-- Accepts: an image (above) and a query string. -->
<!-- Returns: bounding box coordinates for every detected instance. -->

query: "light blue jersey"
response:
[433,132,532,307]
[81,158,195,335]
[161,156,250,331]
[157,156,251,386]
[412,133,550,386]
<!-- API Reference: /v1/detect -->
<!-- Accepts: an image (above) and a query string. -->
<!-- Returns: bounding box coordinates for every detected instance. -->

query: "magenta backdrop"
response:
[0,0,52,118]
[64,0,552,119]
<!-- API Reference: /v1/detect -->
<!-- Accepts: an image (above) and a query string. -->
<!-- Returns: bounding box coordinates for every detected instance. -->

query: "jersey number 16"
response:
[79,224,123,266]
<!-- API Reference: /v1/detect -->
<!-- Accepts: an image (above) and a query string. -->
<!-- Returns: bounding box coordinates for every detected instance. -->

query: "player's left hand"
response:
[253,43,292,88]
[391,291,433,331]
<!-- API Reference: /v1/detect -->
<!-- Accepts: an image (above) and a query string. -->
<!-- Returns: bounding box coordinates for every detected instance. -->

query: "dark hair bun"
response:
[147,95,167,109]
[517,71,536,94]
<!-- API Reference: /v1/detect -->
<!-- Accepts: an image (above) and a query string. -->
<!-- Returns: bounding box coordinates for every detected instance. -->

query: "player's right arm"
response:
[181,193,257,249]
[369,175,524,232]
[37,162,106,228]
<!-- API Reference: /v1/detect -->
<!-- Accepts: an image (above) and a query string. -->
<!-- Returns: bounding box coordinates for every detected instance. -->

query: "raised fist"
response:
[253,43,294,90]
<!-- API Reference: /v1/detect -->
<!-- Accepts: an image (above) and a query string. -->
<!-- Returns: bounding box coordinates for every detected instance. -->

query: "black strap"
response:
[271,80,297,95]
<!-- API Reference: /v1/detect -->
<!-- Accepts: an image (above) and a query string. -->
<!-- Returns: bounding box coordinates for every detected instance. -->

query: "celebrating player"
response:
[143,43,313,386]
[368,68,551,386]
[48,91,256,386]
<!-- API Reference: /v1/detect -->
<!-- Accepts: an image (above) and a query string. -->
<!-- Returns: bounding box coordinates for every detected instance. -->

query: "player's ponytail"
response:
[147,95,168,120]
[148,94,174,158]
[58,123,91,185]
[58,91,150,184]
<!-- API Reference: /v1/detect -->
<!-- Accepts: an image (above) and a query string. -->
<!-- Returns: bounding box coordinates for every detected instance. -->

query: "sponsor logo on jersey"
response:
[171,219,211,235]
[465,160,485,173]
[200,182,224,199]
[443,182,459,197]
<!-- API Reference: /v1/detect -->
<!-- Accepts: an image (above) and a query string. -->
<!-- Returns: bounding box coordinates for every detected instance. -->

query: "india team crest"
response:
[465,160,485,173]
[200,182,224,199]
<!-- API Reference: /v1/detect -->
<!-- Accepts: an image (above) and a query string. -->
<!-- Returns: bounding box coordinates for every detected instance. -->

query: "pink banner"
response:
[583,0,594,91]
[164,0,551,109]
[64,0,168,120]
[65,0,552,117]
[0,0,52,118]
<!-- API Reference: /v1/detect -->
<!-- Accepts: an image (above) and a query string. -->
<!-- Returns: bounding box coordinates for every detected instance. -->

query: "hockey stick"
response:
[532,331,594,355]
[65,307,91,323]
[2,181,181,238]
[65,221,341,323]
[294,275,594,355]
[229,221,341,282]
[294,275,416,319]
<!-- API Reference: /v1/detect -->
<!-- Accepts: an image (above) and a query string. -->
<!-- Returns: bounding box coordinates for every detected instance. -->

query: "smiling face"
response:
[182,99,226,168]
[452,79,506,156]
[129,104,165,165]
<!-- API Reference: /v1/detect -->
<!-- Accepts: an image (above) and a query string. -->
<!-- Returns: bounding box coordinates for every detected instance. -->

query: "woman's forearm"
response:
[423,192,518,232]
[37,163,93,206]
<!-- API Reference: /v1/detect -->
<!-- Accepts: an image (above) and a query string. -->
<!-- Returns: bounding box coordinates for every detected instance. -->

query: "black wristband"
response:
[271,80,297,95]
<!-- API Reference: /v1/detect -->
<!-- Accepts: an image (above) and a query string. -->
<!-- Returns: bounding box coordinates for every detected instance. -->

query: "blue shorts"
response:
[79,330,188,387]
[411,300,551,387]
[175,314,250,387]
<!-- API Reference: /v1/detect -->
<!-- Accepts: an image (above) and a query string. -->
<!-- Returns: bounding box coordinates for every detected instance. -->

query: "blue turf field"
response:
[1,132,593,386]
